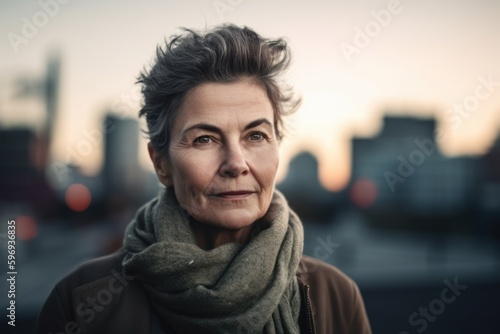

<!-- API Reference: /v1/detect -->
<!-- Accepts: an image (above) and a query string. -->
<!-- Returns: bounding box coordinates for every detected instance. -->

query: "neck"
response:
[189,219,256,250]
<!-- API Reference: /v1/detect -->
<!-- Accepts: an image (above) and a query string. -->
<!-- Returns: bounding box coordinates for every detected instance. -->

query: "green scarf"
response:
[122,188,303,334]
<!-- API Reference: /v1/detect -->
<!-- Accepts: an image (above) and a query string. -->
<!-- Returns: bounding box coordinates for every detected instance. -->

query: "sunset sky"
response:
[1,0,500,190]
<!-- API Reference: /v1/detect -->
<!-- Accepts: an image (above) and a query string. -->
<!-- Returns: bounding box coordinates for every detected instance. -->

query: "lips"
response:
[215,191,255,199]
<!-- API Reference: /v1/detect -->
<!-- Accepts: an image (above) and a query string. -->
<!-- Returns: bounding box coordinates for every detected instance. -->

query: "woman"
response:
[37,24,371,334]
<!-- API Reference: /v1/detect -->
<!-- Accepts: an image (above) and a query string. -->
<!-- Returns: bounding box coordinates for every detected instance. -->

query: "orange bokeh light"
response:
[65,183,92,212]
[15,215,38,240]
[350,179,378,209]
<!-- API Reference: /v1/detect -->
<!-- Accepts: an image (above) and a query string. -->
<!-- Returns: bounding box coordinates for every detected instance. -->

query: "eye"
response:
[248,132,265,141]
[194,136,212,144]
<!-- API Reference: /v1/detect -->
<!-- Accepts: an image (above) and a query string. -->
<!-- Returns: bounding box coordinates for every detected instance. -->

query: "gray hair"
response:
[137,24,300,156]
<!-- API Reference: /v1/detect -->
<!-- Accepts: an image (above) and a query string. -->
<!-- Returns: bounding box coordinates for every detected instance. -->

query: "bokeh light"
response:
[65,183,92,212]
[350,178,378,209]
[15,215,38,241]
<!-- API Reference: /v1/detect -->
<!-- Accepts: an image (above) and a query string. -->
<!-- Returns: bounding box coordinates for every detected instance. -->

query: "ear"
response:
[148,143,173,187]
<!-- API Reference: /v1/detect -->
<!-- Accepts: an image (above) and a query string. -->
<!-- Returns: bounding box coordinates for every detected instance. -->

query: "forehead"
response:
[175,79,274,129]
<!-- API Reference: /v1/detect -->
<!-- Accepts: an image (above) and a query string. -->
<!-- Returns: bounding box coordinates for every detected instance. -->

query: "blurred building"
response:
[350,115,480,231]
[0,128,52,204]
[0,55,60,213]
[278,152,340,222]
[101,114,159,211]
[102,115,141,194]
[479,134,500,234]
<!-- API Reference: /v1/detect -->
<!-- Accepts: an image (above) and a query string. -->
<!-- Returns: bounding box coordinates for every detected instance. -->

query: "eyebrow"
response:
[244,118,273,131]
[182,118,273,136]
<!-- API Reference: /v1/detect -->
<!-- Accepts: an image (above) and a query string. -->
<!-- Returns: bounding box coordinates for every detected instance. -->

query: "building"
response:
[350,115,480,230]
[101,114,159,209]
[278,152,339,223]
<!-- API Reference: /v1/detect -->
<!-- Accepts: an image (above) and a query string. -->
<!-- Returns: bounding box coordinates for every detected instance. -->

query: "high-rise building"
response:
[102,115,142,195]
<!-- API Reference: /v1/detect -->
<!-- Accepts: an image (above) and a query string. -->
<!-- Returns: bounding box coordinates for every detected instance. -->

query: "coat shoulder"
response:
[62,249,127,287]
[297,256,372,334]
[36,249,149,334]
[297,255,358,293]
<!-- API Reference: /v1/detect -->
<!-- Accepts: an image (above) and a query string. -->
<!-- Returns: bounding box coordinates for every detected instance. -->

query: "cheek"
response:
[169,150,217,193]
[248,146,280,187]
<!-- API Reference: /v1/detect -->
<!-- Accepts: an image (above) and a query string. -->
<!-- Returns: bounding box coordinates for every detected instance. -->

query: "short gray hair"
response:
[137,24,300,155]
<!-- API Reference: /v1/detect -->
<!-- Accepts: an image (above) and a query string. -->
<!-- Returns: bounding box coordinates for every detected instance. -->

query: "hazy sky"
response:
[1,0,500,190]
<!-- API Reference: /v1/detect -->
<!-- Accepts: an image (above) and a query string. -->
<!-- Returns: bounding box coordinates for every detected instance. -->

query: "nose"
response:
[218,143,249,177]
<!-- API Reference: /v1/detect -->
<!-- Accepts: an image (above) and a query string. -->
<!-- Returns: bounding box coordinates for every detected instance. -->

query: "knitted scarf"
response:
[122,188,304,334]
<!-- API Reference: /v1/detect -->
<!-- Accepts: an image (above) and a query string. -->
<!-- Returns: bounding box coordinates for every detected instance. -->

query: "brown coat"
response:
[36,249,371,334]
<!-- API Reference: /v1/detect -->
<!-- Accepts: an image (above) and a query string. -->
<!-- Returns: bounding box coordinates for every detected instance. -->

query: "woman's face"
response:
[156,78,279,230]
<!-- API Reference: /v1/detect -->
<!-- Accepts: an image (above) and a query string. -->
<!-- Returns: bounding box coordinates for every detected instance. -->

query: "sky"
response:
[1,0,500,190]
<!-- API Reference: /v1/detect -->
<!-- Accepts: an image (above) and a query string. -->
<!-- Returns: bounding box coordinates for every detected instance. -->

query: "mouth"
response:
[215,191,255,199]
